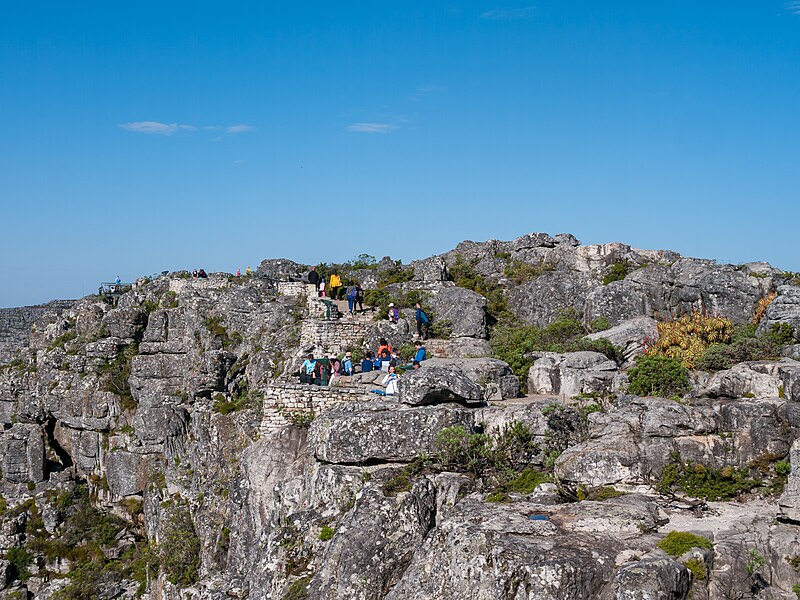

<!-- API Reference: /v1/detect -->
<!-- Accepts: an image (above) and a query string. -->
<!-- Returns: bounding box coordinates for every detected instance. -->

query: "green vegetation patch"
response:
[160,503,201,587]
[657,531,713,557]
[658,453,760,501]
[627,355,690,398]
[490,311,622,392]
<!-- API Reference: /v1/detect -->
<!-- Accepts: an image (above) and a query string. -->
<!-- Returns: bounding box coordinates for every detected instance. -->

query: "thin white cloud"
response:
[119,121,184,135]
[787,1,800,14]
[119,121,254,137]
[347,123,399,134]
[409,84,446,102]
[226,124,255,134]
[481,6,536,20]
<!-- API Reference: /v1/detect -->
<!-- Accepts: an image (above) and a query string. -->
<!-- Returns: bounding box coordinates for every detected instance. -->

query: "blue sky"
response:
[1,1,799,307]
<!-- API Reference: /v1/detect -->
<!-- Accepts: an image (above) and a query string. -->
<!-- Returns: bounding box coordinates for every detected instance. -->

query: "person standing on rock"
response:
[300,354,317,384]
[308,266,320,291]
[415,303,430,339]
[345,285,358,316]
[356,284,364,313]
[329,273,342,299]
[318,278,326,298]
[198,269,208,278]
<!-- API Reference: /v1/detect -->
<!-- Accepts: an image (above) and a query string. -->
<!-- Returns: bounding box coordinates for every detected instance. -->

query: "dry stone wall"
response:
[260,382,374,432]
[300,320,369,354]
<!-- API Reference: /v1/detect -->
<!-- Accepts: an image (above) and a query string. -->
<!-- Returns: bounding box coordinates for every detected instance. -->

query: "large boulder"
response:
[609,554,691,599]
[700,359,800,401]
[509,271,596,327]
[422,358,519,399]
[309,402,474,464]
[583,280,650,327]
[527,351,624,398]
[410,256,447,282]
[427,286,488,339]
[386,495,664,600]
[757,286,800,339]
[585,317,658,366]
[398,365,485,406]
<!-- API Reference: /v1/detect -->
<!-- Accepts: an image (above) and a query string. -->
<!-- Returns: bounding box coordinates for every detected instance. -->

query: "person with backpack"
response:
[415,303,430,339]
[342,352,354,376]
[387,303,399,324]
[345,285,358,316]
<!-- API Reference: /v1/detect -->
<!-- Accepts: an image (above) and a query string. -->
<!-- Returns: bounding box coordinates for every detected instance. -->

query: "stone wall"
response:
[0,301,74,364]
[260,382,373,432]
[300,320,370,354]
[277,281,311,298]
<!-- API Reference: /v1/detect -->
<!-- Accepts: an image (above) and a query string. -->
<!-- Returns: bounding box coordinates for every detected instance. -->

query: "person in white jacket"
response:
[381,366,399,396]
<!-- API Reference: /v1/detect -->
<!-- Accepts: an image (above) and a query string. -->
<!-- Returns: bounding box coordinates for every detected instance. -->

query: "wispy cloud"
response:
[787,1,800,14]
[226,124,255,134]
[347,123,399,134]
[409,84,446,102]
[118,121,194,135]
[119,121,255,136]
[481,6,536,20]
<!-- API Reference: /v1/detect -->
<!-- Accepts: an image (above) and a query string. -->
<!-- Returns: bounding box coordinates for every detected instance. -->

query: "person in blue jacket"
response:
[415,303,430,339]
[413,340,427,363]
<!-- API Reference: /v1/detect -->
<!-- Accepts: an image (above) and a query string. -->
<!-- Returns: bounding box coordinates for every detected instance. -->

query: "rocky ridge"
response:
[0,233,798,599]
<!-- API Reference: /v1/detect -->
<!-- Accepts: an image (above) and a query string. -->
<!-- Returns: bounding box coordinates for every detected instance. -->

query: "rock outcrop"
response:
[0,232,799,600]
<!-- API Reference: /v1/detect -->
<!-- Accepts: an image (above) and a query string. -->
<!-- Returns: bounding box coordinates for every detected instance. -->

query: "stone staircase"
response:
[423,339,452,358]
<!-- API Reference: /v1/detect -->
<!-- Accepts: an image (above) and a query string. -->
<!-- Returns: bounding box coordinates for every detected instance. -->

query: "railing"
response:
[98,282,133,295]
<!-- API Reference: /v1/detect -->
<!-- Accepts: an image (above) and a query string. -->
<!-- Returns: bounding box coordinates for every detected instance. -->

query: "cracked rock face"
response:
[1,231,800,600]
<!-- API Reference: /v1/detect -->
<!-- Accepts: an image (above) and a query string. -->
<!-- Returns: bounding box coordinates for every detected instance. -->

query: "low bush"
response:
[657,531,713,557]
[696,322,792,371]
[603,260,631,285]
[657,453,760,500]
[684,557,708,580]
[627,355,690,397]
[318,526,334,541]
[160,504,201,587]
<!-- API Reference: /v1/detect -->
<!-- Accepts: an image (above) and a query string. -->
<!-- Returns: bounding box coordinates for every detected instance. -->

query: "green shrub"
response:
[383,474,412,495]
[318,526,334,541]
[160,504,201,587]
[589,316,611,332]
[5,546,34,581]
[435,426,494,477]
[627,355,690,397]
[696,323,787,371]
[283,575,312,600]
[657,531,713,557]
[657,453,759,500]
[603,260,631,285]
[503,259,555,285]
[684,557,707,580]
[485,491,512,503]
[498,468,550,494]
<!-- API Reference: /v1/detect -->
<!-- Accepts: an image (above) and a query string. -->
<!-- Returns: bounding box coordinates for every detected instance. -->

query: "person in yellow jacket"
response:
[329,273,342,300]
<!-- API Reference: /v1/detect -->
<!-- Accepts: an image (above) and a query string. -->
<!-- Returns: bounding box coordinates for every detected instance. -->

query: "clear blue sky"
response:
[2,1,799,307]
